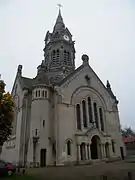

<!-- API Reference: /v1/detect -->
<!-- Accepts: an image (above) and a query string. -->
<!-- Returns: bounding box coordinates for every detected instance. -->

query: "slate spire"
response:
[53,5,65,33]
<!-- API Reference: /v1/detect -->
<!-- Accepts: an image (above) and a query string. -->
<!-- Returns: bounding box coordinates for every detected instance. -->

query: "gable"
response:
[11,75,22,97]
[58,64,116,110]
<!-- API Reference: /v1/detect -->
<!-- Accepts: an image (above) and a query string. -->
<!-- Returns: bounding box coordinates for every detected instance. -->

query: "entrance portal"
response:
[40,149,46,167]
[91,135,101,159]
[80,143,86,160]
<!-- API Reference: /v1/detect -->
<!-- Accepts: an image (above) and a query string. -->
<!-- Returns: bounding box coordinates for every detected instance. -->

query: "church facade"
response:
[1,9,125,167]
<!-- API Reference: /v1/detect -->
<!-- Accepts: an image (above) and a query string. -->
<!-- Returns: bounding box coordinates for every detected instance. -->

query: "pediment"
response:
[85,125,106,137]
[75,125,110,138]
[75,126,111,144]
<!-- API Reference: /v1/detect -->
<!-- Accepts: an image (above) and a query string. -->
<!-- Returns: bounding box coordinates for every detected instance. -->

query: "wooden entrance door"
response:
[120,147,124,160]
[40,149,46,167]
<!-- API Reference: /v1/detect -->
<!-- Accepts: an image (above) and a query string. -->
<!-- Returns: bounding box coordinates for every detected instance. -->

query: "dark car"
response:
[0,161,8,176]
[0,160,16,176]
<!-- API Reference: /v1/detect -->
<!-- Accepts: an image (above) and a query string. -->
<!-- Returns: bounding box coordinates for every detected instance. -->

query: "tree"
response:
[121,126,135,138]
[0,78,14,147]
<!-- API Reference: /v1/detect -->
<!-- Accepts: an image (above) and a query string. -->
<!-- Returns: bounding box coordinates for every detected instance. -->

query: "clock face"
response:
[63,35,69,41]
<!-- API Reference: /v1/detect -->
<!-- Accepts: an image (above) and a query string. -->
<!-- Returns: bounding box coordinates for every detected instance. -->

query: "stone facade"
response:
[1,9,126,167]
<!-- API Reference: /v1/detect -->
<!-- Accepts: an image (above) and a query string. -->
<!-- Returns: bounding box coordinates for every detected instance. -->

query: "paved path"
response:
[27,161,135,180]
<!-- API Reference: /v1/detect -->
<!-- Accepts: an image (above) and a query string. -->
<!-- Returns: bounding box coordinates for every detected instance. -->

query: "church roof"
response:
[57,64,118,102]
[19,64,117,103]
[19,73,50,90]
[20,77,33,89]
[57,65,84,86]
[33,72,50,86]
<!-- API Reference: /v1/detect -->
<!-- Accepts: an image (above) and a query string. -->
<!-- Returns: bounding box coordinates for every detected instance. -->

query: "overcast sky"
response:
[0,0,135,129]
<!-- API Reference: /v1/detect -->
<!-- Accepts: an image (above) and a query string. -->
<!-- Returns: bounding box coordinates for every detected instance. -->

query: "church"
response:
[1,8,125,167]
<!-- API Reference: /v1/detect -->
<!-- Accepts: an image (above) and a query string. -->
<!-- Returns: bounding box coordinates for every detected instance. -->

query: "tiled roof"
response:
[123,137,135,143]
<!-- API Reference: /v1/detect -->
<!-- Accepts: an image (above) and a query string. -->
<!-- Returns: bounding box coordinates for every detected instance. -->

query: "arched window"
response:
[105,142,110,158]
[64,50,70,65]
[112,140,115,153]
[56,49,60,65]
[67,140,71,155]
[52,50,55,59]
[43,120,45,128]
[45,91,47,98]
[51,50,56,66]
[76,104,81,130]
[99,108,104,131]
[88,97,93,123]
[82,100,87,128]
[34,129,38,136]
[36,91,38,97]
[93,102,99,128]
[64,50,67,65]
[67,52,70,65]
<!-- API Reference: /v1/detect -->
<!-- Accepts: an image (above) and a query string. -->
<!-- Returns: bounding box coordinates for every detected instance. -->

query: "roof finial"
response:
[106,80,111,89]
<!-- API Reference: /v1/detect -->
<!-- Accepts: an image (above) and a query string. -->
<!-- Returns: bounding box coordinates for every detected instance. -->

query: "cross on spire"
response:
[57,4,62,11]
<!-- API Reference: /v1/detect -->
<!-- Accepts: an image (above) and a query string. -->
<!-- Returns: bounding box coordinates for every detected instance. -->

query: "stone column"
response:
[99,143,102,159]
[89,143,91,160]
[77,144,81,163]
[85,144,88,160]
[114,142,116,155]
[87,144,91,160]
[87,144,89,160]
[102,143,106,159]
[98,143,102,159]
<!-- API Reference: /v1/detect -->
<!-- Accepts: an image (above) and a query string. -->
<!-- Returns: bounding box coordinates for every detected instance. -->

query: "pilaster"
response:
[76,144,81,163]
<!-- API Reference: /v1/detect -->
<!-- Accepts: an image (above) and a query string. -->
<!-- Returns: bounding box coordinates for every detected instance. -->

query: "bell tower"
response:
[43,6,76,82]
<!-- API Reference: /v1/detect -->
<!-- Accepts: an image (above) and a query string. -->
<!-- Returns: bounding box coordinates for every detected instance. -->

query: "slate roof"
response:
[33,73,50,86]
[20,77,33,89]
[20,74,49,90]
[57,65,84,86]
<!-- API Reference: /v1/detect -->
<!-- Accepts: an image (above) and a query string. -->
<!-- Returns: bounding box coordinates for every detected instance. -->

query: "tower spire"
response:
[53,4,65,33]
[43,6,75,83]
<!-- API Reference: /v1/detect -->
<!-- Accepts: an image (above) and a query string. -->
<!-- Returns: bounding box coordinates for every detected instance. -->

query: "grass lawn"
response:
[1,175,37,180]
